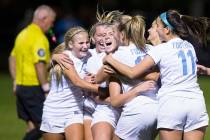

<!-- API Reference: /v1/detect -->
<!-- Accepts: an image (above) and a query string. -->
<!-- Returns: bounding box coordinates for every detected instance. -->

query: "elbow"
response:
[128,74,136,79]
[110,100,122,108]
[128,71,137,79]
[144,72,160,81]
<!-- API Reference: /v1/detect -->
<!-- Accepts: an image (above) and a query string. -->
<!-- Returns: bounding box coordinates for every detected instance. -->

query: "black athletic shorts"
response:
[16,85,45,125]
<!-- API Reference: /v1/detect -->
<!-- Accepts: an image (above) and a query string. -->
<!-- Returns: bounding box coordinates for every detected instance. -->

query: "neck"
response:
[32,20,45,32]
[165,34,178,42]
[123,39,129,46]
[151,39,161,46]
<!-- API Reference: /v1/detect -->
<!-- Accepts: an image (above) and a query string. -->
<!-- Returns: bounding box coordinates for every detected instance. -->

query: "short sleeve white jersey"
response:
[43,50,89,115]
[112,44,145,91]
[86,52,106,74]
[112,43,158,105]
[88,48,98,57]
[147,38,203,98]
[86,52,109,105]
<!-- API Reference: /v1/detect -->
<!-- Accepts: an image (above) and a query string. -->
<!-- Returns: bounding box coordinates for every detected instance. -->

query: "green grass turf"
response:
[198,76,210,140]
[0,73,25,140]
[0,73,209,140]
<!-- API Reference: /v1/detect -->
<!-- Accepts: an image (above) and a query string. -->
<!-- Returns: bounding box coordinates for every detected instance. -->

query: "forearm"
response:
[109,77,139,107]
[109,78,156,107]
[110,90,138,107]
[75,79,99,93]
[64,69,99,93]
[107,58,135,78]
[35,62,49,92]
[8,56,16,80]
[106,55,155,79]
[95,67,109,83]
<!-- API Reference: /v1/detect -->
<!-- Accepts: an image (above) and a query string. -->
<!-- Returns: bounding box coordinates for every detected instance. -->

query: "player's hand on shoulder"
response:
[52,53,74,69]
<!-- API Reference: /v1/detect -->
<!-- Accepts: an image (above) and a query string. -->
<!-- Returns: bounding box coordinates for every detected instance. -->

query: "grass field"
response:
[0,73,209,140]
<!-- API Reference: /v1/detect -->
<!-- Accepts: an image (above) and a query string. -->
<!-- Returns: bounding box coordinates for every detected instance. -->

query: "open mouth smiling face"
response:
[104,34,118,54]
[94,25,119,54]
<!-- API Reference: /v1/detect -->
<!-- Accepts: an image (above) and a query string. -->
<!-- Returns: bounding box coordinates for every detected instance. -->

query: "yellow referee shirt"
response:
[11,23,50,86]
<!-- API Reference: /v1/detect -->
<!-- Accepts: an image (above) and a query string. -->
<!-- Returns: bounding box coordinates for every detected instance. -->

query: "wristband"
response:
[42,83,50,92]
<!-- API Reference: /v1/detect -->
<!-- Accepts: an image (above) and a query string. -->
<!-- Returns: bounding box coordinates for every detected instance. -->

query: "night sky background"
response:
[1,0,210,72]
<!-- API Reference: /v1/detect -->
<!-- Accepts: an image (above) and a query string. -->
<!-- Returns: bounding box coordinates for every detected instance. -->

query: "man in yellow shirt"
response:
[9,5,56,140]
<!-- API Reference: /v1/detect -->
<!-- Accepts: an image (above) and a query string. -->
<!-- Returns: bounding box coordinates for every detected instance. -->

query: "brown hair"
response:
[161,10,210,48]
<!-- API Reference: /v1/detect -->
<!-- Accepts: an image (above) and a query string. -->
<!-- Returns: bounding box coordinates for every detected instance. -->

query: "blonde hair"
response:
[119,15,146,50]
[64,26,88,49]
[50,43,66,87]
[89,10,123,39]
[89,22,113,42]
[96,10,123,24]
[95,10,146,50]
[89,10,124,44]
[50,26,88,87]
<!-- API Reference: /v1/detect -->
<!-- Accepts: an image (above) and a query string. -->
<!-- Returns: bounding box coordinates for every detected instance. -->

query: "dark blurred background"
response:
[1,0,210,73]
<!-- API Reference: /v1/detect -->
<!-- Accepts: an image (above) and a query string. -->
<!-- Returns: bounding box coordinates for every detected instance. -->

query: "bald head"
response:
[32,5,56,32]
[33,5,56,21]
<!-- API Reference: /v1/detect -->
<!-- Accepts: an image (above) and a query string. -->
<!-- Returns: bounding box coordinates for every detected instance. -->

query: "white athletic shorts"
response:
[157,95,209,132]
[91,104,121,128]
[115,102,158,140]
[84,96,97,120]
[40,111,83,133]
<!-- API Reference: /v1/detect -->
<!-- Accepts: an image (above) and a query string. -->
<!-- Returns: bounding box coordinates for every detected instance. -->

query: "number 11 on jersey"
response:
[178,50,196,76]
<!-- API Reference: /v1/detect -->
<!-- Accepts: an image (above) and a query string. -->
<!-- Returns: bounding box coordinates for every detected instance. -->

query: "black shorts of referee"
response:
[16,85,45,126]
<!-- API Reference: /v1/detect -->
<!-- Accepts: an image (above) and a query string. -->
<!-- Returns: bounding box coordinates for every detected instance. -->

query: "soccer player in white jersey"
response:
[103,10,209,140]
[40,27,102,140]
[107,15,159,140]
[87,21,122,140]
[82,10,124,140]
[83,22,116,140]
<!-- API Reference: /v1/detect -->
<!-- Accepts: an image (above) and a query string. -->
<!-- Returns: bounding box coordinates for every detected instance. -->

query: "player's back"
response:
[112,43,158,109]
[148,38,202,98]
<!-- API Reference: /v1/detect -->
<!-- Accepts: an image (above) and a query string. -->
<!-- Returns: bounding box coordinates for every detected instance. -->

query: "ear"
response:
[121,31,126,42]
[164,26,171,35]
[91,37,95,44]
[68,41,73,49]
